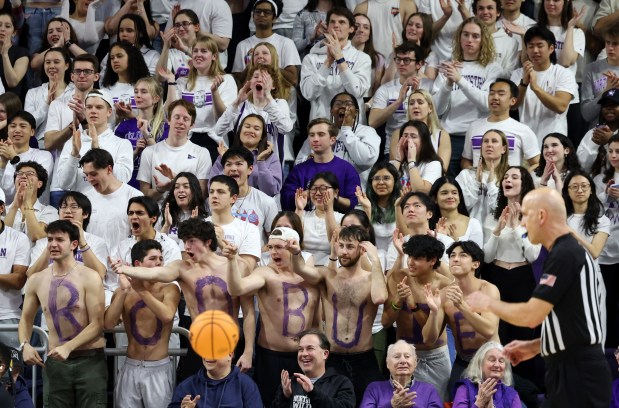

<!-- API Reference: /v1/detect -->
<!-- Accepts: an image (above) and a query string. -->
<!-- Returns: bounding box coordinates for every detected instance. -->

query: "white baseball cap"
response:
[86,89,114,109]
[269,227,300,243]
[0,187,5,203]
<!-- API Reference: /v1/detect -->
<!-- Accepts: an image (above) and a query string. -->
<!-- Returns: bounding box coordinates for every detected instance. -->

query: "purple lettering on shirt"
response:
[195,276,233,316]
[331,293,366,348]
[282,282,309,337]
[129,300,163,346]
[49,279,84,342]
[454,311,477,356]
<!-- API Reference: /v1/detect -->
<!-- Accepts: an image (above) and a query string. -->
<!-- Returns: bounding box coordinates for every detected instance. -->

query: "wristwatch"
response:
[9,155,20,165]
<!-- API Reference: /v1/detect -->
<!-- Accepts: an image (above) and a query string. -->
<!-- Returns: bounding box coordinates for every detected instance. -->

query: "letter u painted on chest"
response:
[331,293,366,348]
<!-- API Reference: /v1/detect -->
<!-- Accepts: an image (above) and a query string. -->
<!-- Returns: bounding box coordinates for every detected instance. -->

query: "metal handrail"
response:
[0,324,49,407]
[0,324,191,407]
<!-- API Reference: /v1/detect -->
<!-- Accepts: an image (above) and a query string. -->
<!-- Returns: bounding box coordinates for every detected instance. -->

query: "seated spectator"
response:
[155,9,200,81]
[4,161,57,243]
[272,329,355,408]
[115,76,168,188]
[137,99,210,204]
[0,11,29,97]
[160,34,237,160]
[169,352,262,408]
[210,114,282,196]
[30,17,86,72]
[0,111,54,204]
[359,340,442,408]
[300,6,371,121]
[389,120,442,194]
[452,341,521,408]
[295,171,344,266]
[296,92,380,187]
[55,89,134,194]
[532,133,580,191]
[281,118,360,212]
[578,88,619,173]
[0,341,33,408]
[100,14,160,79]
[25,47,75,148]
[160,172,208,247]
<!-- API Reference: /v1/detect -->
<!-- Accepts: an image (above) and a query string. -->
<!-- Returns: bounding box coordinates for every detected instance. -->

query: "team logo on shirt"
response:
[182,91,213,108]
[113,94,137,109]
[540,274,556,287]
[391,7,400,16]
[187,154,196,159]
[0,248,5,257]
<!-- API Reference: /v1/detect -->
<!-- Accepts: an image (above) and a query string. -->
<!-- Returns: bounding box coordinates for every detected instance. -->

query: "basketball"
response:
[189,310,240,360]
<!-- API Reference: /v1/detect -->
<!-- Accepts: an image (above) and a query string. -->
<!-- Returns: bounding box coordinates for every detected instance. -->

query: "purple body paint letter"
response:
[129,300,163,346]
[282,282,308,337]
[331,293,366,348]
[195,276,233,316]
[49,279,84,342]
[454,311,477,355]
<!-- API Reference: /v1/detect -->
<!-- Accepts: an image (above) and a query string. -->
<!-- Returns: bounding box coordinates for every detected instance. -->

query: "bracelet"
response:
[328,257,338,262]
[539,183,547,186]
[391,301,402,311]
[168,82,177,85]
[408,161,416,169]
[335,57,346,65]
[22,208,34,211]
[519,80,529,87]
[18,340,29,351]
[78,245,91,253]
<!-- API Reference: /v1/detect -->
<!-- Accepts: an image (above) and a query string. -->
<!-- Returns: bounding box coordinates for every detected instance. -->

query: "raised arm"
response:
[222,241,266,296]
[290,242,325,285]
[103,276,131,330]
[362,242,388,305]
[110,258,182,282]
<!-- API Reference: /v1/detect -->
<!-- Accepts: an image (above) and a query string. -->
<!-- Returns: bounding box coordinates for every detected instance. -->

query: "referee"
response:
[467,188,611,407]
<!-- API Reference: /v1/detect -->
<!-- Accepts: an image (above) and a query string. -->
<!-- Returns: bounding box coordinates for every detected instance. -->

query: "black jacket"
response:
[271,367,355,408]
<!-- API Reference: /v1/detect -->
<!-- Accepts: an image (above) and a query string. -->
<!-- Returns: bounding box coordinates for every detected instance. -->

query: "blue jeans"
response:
[24,7,61,55]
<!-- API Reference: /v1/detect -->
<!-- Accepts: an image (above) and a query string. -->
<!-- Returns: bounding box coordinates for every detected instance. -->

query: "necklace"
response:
[51,261,78,286]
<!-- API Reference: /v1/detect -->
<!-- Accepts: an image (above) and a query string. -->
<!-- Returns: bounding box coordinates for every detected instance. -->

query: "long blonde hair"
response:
[407,90,442,134]
[481,129,510,183]
[135,76,166,142]
[452,17,496,67]
[186,34,224,91]
[245,43,291,101]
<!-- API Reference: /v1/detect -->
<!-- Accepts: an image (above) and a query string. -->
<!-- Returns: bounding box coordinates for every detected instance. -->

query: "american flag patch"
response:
[540,274,556,287]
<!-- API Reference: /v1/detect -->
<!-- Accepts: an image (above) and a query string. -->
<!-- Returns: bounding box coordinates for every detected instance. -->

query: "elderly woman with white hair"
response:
[359,340,442,408]
[452,341,521,408]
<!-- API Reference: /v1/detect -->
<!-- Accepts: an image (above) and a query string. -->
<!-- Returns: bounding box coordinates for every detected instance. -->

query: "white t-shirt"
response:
[568,213,611,244]
[166,48,191,80]
[176,74,237,133]
[30,231,108,271]
[492,28,519,77]
[137,140,211,204]
[85,184,144,252]
[496,14,537,51]
[594,171,619,265]
[510,64,576,143]
[231,187,278,246]
[103,82,137,110]
[416,161,443,186]
[548,25,585,102]
[232,33,301,73]
[302,210,344,266]
[462,117,540,166]
[0,225,29,320]
[205,216,261,262]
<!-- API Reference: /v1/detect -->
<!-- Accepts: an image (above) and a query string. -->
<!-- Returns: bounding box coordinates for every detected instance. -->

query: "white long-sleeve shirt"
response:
[53,128,133,193]
[300,41,372,121]
[295,124,381,188]
[0,148,54,205]
[483,225,541,264]
[433,61,503,135]
[24,83,75,148]
[456,168,500,234]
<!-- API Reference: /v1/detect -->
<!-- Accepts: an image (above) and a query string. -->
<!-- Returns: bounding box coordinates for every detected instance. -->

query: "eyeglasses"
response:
[60,204,80,211]
[567,184,591,192]
[72,69,95,76]
[394,57,416,65]
[333,100,355,108]
[372,175,393,183]
[309,186,333,194]
[15,171,36,178]
[173,21,194,29]
[253,8,274,16]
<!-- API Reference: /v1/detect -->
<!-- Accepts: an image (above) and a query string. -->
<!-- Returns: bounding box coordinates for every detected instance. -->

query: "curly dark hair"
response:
[178,219,217,250]
[402,234,445,269]
[493,166,536,220]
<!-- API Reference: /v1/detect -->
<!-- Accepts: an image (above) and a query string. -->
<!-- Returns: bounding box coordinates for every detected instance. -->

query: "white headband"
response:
[255,0,278,16]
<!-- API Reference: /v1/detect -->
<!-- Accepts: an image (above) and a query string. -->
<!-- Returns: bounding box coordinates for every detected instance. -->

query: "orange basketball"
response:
[189,310,239,360]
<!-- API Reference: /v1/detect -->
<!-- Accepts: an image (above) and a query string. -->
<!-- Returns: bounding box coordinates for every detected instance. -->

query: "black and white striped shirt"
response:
[532,234,605,357]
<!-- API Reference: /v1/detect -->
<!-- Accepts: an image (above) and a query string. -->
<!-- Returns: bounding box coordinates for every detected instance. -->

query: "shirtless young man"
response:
[19,220,107,408]
[422,240,500,399]
[381,234,453,400]
[224,227,320,407]
[109,219,255,373]
[105,240,181,408]
[291,225,388,403]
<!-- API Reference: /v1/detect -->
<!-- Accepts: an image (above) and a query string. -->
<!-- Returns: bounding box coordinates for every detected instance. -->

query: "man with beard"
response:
[224,227,320,406]
[295,92,380,187]
[290,225,388,403]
